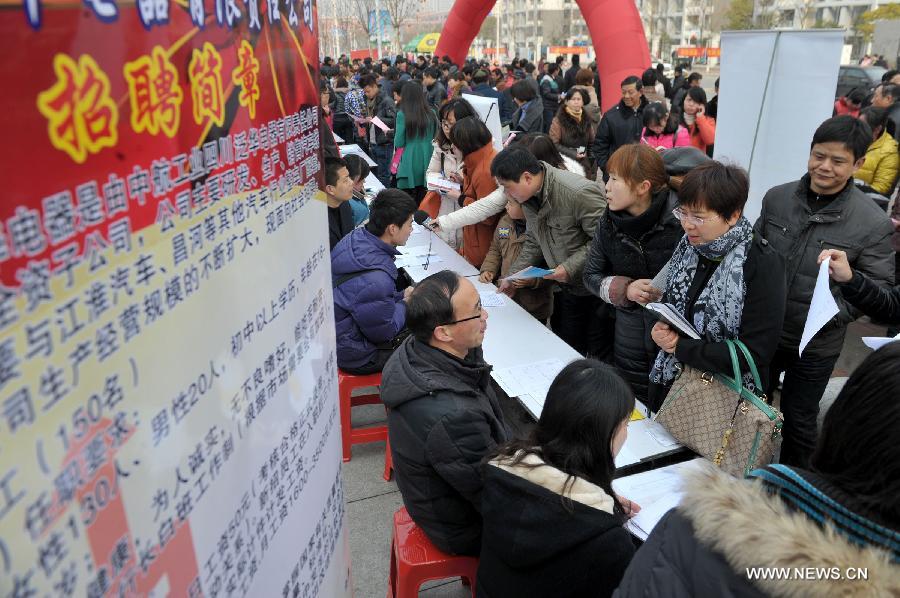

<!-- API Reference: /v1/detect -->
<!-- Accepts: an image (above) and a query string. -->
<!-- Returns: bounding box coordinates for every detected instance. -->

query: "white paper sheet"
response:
[613,458,706,540]
[394,255,442,269]
[490,358,568,402]
[332,131,345,143]
[371,115,391,132]
[479,292,506,307]
[862,333,900,350]
[338,143,377,167]
[799,257,840,355]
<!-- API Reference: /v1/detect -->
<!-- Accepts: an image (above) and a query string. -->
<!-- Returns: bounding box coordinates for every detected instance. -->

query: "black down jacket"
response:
[583,189,682,401]
[840,270,900,324]
[591,96,648,174]
[753,174,894,357]
[380,337,509,556]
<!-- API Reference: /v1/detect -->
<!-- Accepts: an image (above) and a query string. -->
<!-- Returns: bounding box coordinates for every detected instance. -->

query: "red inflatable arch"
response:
[435,0,650,112]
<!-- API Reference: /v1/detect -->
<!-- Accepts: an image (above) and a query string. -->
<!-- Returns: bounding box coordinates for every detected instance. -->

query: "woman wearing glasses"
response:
[583,144,683,403]
[647,161,786,412]
[419,99,477,250]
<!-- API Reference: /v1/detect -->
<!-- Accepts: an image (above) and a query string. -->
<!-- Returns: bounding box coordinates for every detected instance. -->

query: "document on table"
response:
[799,257,840,356]
[479,291,506,307]
[491,358,569,403]
[371,115,391,132]
[504,266,555,281]
[395,255,442,268]
[862,332,900,350]
[614,418,682,468]
[644,303,701,340]
[613,458,706,540]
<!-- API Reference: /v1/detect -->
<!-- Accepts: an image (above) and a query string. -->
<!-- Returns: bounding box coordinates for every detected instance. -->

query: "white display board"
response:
[713,30,844,223]
[462,93,504,152]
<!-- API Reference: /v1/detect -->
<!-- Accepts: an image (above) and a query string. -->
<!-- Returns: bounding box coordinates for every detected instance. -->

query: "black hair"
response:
[365,189,417,237]
[473,70,489,85]
[392,79,407,99]
[859,106,888,133]
[678,160,749,220]
[342,153,370,182]
[405,270,461,343]
[680,86,707,116]
[643,101,678,135]
[323,157,348,187]
[880,83,899,102]
[399,81,437,140]
[490,146,542,181]
[656,62,665,72]
[510,79,536,102]
[510,133,566,169]
[489,359,635,516]
[524,62,535,74]
[571,54,580,66]
[621,75,643,91]
[435,98,477,147]
[811,343,900,528]
[687,72,702,84]
[674,65,683,74]
[810,115,873,162]
[846,87,867,105]
[449,116,493,156]
[714,77,720,90]
[641,68,657,87]
[424,67,440,80]
[546,63,560,76]
[881,69,899,83]
[358,74,378,89]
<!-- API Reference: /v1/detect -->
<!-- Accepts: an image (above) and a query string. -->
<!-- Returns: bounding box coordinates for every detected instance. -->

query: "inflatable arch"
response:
[435,0,650,112]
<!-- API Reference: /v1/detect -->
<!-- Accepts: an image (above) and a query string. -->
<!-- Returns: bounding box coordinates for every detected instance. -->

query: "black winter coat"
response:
[591,97,648,174]
[840,270,900,324]
[367,94,396,146]
[477,456,635,598]
[583,190,682,400]
[381,338,509,556]
[754,175,894,357]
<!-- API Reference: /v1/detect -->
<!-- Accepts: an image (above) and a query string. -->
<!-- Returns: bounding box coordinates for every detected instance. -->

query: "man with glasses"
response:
[381,270,509,556]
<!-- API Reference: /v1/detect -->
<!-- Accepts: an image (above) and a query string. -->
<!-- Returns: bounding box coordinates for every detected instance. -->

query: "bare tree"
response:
[383,0,425,53]
[352,0,377,47]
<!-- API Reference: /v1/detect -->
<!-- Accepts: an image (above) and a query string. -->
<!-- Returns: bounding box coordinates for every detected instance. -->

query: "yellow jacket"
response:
[856,131,899,195]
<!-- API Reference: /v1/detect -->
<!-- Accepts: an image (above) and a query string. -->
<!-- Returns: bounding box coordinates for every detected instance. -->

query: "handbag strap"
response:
[731,339,763,390]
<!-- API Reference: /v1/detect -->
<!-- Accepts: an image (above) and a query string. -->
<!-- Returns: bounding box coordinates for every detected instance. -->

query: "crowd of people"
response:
[321,52,900,594]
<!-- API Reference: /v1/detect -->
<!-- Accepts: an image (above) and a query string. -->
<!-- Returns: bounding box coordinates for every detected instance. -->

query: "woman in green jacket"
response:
[394,82,437,202]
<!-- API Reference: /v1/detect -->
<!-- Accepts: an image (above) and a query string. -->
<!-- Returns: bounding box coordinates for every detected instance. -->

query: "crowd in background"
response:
[321,51,900,595]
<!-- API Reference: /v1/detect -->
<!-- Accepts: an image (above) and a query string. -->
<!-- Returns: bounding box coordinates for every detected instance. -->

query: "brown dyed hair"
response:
[575,68,594,86]
[606,144,668,194]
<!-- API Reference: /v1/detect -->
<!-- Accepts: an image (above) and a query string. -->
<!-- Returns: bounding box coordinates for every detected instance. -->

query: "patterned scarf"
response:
[650,217,754,385]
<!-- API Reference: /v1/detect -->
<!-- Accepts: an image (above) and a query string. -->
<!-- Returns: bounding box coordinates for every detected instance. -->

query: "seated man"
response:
[332,189,417,374]
[325,157,356,250]
[381,271,509,556]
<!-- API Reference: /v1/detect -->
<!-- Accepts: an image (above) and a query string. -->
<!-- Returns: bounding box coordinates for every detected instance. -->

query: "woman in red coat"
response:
[450,116,500,268]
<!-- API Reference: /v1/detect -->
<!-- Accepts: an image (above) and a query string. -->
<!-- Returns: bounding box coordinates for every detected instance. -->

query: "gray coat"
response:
[509,163,607,295]
[753,175,894,357]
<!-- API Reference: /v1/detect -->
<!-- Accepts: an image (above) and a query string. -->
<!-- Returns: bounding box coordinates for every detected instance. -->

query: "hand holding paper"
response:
[799,257,840,356]
[504,266,555,281]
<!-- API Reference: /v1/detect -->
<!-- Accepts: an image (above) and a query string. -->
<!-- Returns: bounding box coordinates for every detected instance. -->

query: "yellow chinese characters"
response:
[189,42,225,128]
[37,53,119,164]
[124,46,183,138]
[232,40,261,119]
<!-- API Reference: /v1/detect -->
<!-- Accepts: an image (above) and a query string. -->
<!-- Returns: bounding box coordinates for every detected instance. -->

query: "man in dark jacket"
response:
[423,67,446,110]
[361,77,396,187]
[539,63,563,133]
[470,69,502,103]
[820,248,900,325]
[332,190,417,374]
[382,270,508,556]
[872,83,900,139]
[754,115,894,467]
[324,157,355,250]
[592,76,648,180]
[562,53,581,92]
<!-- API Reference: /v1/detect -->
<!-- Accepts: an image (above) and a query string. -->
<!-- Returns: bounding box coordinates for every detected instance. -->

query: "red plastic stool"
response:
[386,507,478,598]
[338,371,391,478]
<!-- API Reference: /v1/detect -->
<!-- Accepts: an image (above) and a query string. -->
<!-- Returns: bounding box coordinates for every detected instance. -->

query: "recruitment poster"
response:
[0,0,351,595]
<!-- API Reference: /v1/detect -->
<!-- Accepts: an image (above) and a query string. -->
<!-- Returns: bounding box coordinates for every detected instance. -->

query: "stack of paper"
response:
[613,458,705,540]
[644,303,701,339]
[614,419,682,469]
[491,358,570,415]
[479,292,506,307]
[426,173,461,193]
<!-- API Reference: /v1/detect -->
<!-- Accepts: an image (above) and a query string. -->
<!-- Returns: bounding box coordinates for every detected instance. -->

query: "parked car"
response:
[835,65,886,98]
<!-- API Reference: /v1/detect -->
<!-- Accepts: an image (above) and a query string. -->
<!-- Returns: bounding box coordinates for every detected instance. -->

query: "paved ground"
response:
[344,318,884,597]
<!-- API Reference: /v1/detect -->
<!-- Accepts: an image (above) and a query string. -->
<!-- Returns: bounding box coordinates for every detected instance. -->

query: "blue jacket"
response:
[332,228,406,369]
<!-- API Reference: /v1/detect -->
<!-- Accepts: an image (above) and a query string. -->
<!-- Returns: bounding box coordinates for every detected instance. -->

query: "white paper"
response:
[613,458,706,540]
[862,333,900,350]
[332,131,345,143]
[462,93,503,152]
[490,358,568,403]
[799,257,840,356]
[645,302,701,340]
[394,255,442,269]
[479,292,506,307]
[371,115,391,132]
[425,172,461,192]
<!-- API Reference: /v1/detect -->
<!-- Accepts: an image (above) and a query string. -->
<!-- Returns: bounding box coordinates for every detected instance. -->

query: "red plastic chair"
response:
[386,507,478,598]
[338,370,392,480]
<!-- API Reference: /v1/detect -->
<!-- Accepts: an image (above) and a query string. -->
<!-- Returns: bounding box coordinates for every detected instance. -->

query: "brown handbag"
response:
[654,340,784,477]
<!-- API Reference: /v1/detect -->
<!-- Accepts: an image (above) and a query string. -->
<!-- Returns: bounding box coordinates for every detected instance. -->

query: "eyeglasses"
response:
[672,207,716,227]
[441,301,484,326]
